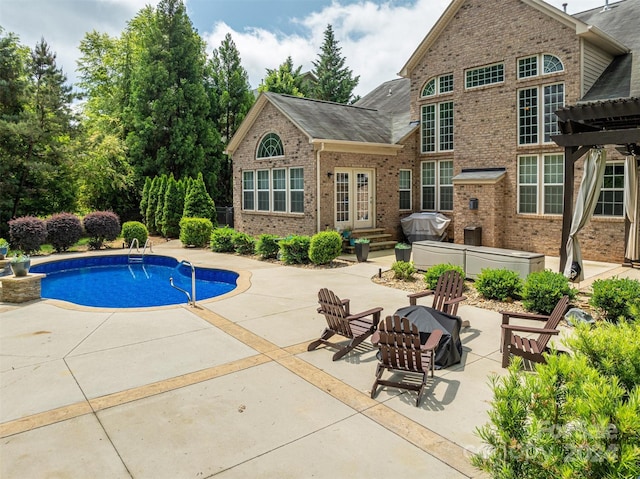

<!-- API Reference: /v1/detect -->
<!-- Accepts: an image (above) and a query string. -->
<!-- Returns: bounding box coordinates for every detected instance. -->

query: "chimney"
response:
[562,3,567,13]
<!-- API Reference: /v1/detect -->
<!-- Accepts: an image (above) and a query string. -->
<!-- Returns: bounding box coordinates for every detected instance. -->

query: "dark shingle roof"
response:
[574,0,640,100]
[265,78,414,144]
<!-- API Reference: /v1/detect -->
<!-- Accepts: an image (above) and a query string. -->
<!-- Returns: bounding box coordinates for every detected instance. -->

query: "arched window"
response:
[543,54,564,74]
[257,133,284,159]
[421,78,436,97]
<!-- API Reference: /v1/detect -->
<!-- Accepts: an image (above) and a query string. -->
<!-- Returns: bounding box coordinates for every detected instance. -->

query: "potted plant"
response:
[10,253,31,277]
[394,242,412,262]
[354,237,370,262]
[0,238,8,259]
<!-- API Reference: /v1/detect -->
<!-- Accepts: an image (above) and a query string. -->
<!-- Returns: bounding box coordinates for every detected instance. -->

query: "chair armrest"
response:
[371,331,380,345]
[444,295,466,306]
[501,324,560,335]
[347,307,383,323]
[500,310,549,323]
[408,289,434,306]
[342,298,350,316]
[422,329,443,351]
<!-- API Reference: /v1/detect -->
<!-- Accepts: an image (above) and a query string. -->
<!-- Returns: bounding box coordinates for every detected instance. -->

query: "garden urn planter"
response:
[10,258,31,277]
[394,244,412,262]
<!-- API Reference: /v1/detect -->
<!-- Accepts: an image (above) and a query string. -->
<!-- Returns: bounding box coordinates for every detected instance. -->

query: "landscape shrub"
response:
[522,269,576,314]
[121,221,148,247]
[210,227,236,253]
[589,277,640,323]
[309,231,342,265]
[161,174,184,238]
[279,235,311,265]
[391,260,416,280]
[179,217,213,248]
[423,263,465,289]
[45,213,83,253]
[475,268,523,301]
[232,231,255,255]
[8,216,48,254]
[139,177,152,219]
[83,211,121,250]
[183,172,216,224]
[567,321,640,394]
[154,174,168,236]
[473,354,640,479]
[145,176,160,233]
[255,234,281,259]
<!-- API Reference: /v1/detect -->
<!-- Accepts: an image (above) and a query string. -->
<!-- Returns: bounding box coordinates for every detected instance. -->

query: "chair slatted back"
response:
[318,288,352,338]
[377,315,423,372]
[432,270,465,315]
[536,295,570,351]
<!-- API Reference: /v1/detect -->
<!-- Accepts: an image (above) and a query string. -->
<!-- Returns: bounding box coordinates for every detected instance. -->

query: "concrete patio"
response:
[0,242,634,478]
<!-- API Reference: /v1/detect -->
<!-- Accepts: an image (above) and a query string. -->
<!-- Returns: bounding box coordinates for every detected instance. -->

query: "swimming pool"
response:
[30,255,238,308]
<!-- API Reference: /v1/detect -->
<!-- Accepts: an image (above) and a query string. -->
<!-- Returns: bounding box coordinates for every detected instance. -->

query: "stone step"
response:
[344,241,397,253]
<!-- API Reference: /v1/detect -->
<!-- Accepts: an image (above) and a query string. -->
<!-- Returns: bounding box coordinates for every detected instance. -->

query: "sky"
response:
[1,0,611,97]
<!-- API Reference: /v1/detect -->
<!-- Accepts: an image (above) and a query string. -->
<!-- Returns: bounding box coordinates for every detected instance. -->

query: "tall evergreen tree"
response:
[0,33,78,231]
[162,174,184,238]
[145,175,160,232]
[154,174,168,236]
[183,172,216,224]
[311,24,359,104]
[207,33,254,206]
[258,56,309,97]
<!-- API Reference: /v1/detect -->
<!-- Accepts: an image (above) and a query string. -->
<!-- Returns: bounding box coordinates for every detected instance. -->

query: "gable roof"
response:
[575,0,640,100]
[398,0,629,78]
[226,83,414,155]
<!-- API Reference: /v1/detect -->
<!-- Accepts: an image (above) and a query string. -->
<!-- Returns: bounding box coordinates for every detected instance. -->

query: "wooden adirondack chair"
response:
[308,288,383,361]
[407,269,467,317]
[370,315,443,407]
[501,295,570,368]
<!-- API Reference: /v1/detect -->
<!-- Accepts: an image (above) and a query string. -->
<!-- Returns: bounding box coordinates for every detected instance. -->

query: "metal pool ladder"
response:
[169,260,197,307]
[128,238,153,263]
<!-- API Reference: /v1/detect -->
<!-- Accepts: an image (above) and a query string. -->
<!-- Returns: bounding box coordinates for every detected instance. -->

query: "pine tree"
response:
[183,173,216,224]
[162,174,184,238]
[311,24,359,104]
[145,176,159,233]
[140,177,152,219]
[154,174,168,236]
[258,56,309,97]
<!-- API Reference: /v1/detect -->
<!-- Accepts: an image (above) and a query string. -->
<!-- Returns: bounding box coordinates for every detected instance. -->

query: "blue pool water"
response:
[30,255,238,308]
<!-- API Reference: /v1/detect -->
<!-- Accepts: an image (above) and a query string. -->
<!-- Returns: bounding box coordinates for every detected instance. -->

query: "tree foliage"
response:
[258,56,310,97]
[311,24,359,104]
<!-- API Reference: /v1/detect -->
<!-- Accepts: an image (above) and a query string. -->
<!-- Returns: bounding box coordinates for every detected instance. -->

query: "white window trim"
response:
[594,161,625,217]
[517,82,564,146]
[241,167,304,214]
[399,169,412,210]
[517,154,564,215]
[420,160,453,212]
[421,101,454,153]
[256,132,285,160]
[421,73,454,98]
[464,62,505,90]
[518,54,564,80]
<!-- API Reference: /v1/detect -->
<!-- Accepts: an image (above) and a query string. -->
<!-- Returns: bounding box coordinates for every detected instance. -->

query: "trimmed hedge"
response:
[475,268,523,301]
[46,213,83,253]
[83,211,121,250]
[279,235,311,265]
[391,260,417,280]
[255,234,281,259]
[232,231,256,255]
[590,277,640,323]
[309,231,342,265]
[522,269,576,314]
[121,221,148,247]
[210,227,236,253]
[423,263,465,289]
[179,217,213,248]
[8,216,47,254]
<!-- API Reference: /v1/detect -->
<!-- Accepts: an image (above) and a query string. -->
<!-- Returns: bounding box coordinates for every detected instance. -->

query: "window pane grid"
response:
[257,170,270,211]
[543,54,564,74]
[399,170,411,210]
[439,74,453,94]
[544,84,564,142]
[336,172,350,222]
[465,63,504,88]
[290,167,304,213]
[519,88,538,144]
[257,133,284,158]
[518,56,538,79]
[595,163,624,216]
[421,105,436,153]
[518,156,538,214]
[421,79,436,97]
[272,169,286,212]
[439,102,454,151]
[242,171,254,210]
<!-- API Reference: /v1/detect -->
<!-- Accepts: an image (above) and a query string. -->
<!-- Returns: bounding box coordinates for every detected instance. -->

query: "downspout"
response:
[316,142,326,233]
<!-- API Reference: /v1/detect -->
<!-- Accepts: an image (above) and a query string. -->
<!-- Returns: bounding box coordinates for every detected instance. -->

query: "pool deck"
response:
[1,242,637,478]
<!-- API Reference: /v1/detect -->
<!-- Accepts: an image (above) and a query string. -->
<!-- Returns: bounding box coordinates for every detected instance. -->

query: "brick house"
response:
[226,0,639,264]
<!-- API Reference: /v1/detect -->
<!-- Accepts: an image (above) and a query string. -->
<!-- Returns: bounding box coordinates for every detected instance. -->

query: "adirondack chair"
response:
[308,288,383,361]
[407,269,467,320]
[370,315,443,407]
[500,295,570,368]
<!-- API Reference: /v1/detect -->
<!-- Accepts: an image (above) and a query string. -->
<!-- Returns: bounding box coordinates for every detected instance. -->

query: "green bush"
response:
[183,172,216,224]
[145,176,160,233]
[475,268,523,301]
[179,217,213,248]
[121,221,148,247]
[473,354,640,479]
[423,263,465,289]
[154,174,168,236]
[232,231,255,255]
[590,277,640,323]
[279,235,311,265]
[522,269,576,314]
[210,227,236,252]
[567,321,640,394]
[391,261,416,280]
[309,231,342,265]
[161,174,184,238]
[255,234,281,259]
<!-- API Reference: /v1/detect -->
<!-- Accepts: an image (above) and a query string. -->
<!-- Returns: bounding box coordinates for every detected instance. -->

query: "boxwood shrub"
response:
[475,268,523,301]
[255,234,281,259]
[8,216,48,254]
[121,221,148,247]
[522,269,576,314]
[279,235,311,265]
[83,211,121,250]
[232,231,256,255]
[391,260,417,280]
[179,217,213,248]
[423,263,465,289]
[210,227,236,253]
[590,277,640,323]
[45,213,83,253]
[309,231,342,265]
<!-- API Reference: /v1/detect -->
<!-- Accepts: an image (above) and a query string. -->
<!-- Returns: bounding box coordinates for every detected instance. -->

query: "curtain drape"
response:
[624,155,639,262]
[564,148,607,281]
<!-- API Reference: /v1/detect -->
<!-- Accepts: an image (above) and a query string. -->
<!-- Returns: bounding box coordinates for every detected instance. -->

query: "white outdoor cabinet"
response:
[412,240,466,271]
[465,246,545,280]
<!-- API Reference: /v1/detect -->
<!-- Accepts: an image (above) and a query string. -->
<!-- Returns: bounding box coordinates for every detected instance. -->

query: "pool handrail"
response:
[169,260,196,307]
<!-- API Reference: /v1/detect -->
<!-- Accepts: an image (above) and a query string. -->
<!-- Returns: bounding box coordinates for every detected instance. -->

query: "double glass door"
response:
[335,169,374,230]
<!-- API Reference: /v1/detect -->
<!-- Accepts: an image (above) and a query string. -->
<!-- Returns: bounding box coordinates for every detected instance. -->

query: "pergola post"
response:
[559,146,576,272]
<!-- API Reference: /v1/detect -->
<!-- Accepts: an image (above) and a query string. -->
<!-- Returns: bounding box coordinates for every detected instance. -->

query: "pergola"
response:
[552,97,640,273]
